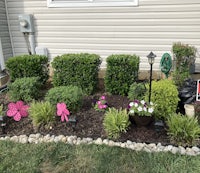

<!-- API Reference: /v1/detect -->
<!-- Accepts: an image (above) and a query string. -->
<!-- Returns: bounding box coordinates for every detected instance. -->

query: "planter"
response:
[130,115,153,127]
[184,104,195,118]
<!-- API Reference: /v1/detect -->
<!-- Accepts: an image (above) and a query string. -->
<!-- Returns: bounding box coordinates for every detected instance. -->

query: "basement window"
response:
[47,0,139,7]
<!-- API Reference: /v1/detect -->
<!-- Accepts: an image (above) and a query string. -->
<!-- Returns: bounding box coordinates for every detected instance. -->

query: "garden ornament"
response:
[160,53,172,78]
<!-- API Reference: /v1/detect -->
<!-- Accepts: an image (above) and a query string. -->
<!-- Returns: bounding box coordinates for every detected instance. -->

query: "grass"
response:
[0,141,200,173]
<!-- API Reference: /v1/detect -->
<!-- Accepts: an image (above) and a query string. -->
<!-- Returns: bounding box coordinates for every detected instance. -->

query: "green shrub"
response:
[128,82,146,100]
[8,77,41,102]
[51,53,101,95]
[45,85,84,113]
[28,101,55,128]
[103,108,130,139]
[104,54,140,95]
[6,54,49,84]
[167,113,200,146]
[145,79,179,120]
[172,42,197,88]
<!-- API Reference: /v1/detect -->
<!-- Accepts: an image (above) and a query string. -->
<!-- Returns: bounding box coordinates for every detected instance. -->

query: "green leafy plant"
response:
[167,113,200,146]
[0,104,3,115]
[6,54,49,84]
[145,79,179,120]
[128,82,146,100]
[104,54,140,96]
[8,77,41,102]
[103,108,130,139]
[28,101,55,128]
[52,53,101,95]
[45,85,84,113]
[172,42,197,88]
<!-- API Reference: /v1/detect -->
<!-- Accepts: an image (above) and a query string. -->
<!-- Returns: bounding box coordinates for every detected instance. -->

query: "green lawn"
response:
[0,141,200,173]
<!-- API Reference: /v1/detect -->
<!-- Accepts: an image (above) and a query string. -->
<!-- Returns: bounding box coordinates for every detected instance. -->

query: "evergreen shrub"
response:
[51,53,101,95]
[145,79,179,120]
[104,54,140,95]
[8,77,41,102]
[6,54,49,84]
[45,85,84,113]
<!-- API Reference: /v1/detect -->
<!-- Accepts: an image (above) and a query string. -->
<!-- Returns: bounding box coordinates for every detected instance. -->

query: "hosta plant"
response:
[167,113,200,146]
[103,108,130,139]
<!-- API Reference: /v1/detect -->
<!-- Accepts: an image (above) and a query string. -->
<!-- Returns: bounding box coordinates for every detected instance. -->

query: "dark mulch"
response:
[0,89,171,146]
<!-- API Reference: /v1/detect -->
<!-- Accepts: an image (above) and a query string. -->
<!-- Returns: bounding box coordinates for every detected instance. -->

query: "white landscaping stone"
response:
[94,138,103,145]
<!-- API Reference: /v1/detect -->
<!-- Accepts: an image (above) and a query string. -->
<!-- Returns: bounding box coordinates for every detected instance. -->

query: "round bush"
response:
[45,85,84,113]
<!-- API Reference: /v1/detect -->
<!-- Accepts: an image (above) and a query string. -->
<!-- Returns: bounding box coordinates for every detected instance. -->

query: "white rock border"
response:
[0,133,200,156]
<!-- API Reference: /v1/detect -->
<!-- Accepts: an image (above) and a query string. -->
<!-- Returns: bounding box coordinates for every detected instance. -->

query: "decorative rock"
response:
[171,147,179,154]
[108,140,115,147]
[192,146,200,153]
[10,136,19,143]
[178,146,186,155]
[103,139,109,145]
[94,138,103,145]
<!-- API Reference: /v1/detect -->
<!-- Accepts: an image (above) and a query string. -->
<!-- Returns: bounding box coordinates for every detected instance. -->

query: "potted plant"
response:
[128,99,154,126]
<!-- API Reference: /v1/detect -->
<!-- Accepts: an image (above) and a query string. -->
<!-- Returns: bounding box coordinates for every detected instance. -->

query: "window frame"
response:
[47,0,139,8]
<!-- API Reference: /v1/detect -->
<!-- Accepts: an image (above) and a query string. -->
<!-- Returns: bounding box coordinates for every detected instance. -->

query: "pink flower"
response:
[100,96,106,100]
[97,101,101,105]
[102,105,107,109]
[7,101,29,121]
[98,104,103,109]
[57,103,70,122]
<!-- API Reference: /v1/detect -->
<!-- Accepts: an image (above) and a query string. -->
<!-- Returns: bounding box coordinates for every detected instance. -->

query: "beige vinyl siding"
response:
[5,0,200,70]
[0,0,12,62]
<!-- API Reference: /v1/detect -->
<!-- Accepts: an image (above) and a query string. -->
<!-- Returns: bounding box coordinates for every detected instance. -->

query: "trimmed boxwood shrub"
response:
[51,53,101,95]
[145,79,179,120]
[104,54,140,95]
[45,85,84,113]
[8,77,41,102]
[6,54,49,84]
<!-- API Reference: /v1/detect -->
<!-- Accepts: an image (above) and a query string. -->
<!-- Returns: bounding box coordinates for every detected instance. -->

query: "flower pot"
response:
[184,104,195,118]
[131,115,153,127]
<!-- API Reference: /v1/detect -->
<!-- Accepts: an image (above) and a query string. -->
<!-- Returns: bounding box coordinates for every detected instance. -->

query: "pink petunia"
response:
[100,96,106,100]
[56,103,70,122]
[7,101,29,121]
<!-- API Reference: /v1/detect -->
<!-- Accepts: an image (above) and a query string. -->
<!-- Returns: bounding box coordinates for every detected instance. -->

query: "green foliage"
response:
[128,82,146,100]
[51,53,101,95]
[28,101,55,128]
[172,42,197,88]
[0,104,3,115]
[6,54,49,84]
[103,108,130,139]
[167,113,200,146]
[104,54,140,96]
[172,42,196,70]
[145,79,179,120]
[45,85,84,113]
[8,77,41,102]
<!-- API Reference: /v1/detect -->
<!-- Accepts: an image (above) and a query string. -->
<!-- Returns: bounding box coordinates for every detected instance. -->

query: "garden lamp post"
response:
[147,51,156,103]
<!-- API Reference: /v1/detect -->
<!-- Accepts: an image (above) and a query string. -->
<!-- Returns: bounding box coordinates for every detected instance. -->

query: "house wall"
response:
[5,0,200,72]
[0,0,13,62]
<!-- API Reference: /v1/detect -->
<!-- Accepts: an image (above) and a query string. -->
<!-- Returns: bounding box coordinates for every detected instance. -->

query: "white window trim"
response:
[47,0,139,8]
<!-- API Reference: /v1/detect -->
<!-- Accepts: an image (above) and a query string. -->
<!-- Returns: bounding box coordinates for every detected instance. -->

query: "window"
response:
[47,0,139,7]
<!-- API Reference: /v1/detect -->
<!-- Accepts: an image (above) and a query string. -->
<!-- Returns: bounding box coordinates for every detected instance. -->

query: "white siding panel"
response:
[0,0,13,62]
[5,0,200,70]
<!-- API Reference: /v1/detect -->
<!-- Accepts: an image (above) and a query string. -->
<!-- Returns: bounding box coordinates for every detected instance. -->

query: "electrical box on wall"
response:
[18,14,34,33]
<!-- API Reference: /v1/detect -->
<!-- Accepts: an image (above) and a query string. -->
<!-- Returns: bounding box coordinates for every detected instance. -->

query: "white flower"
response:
[148,108,154,113]
[150,102,154,106]
[129,110,134,114]
[143,107,147,112]
[134,103,138,107]
[141,100,145,105]
[129,102,134,107]
[138,106,143,112]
